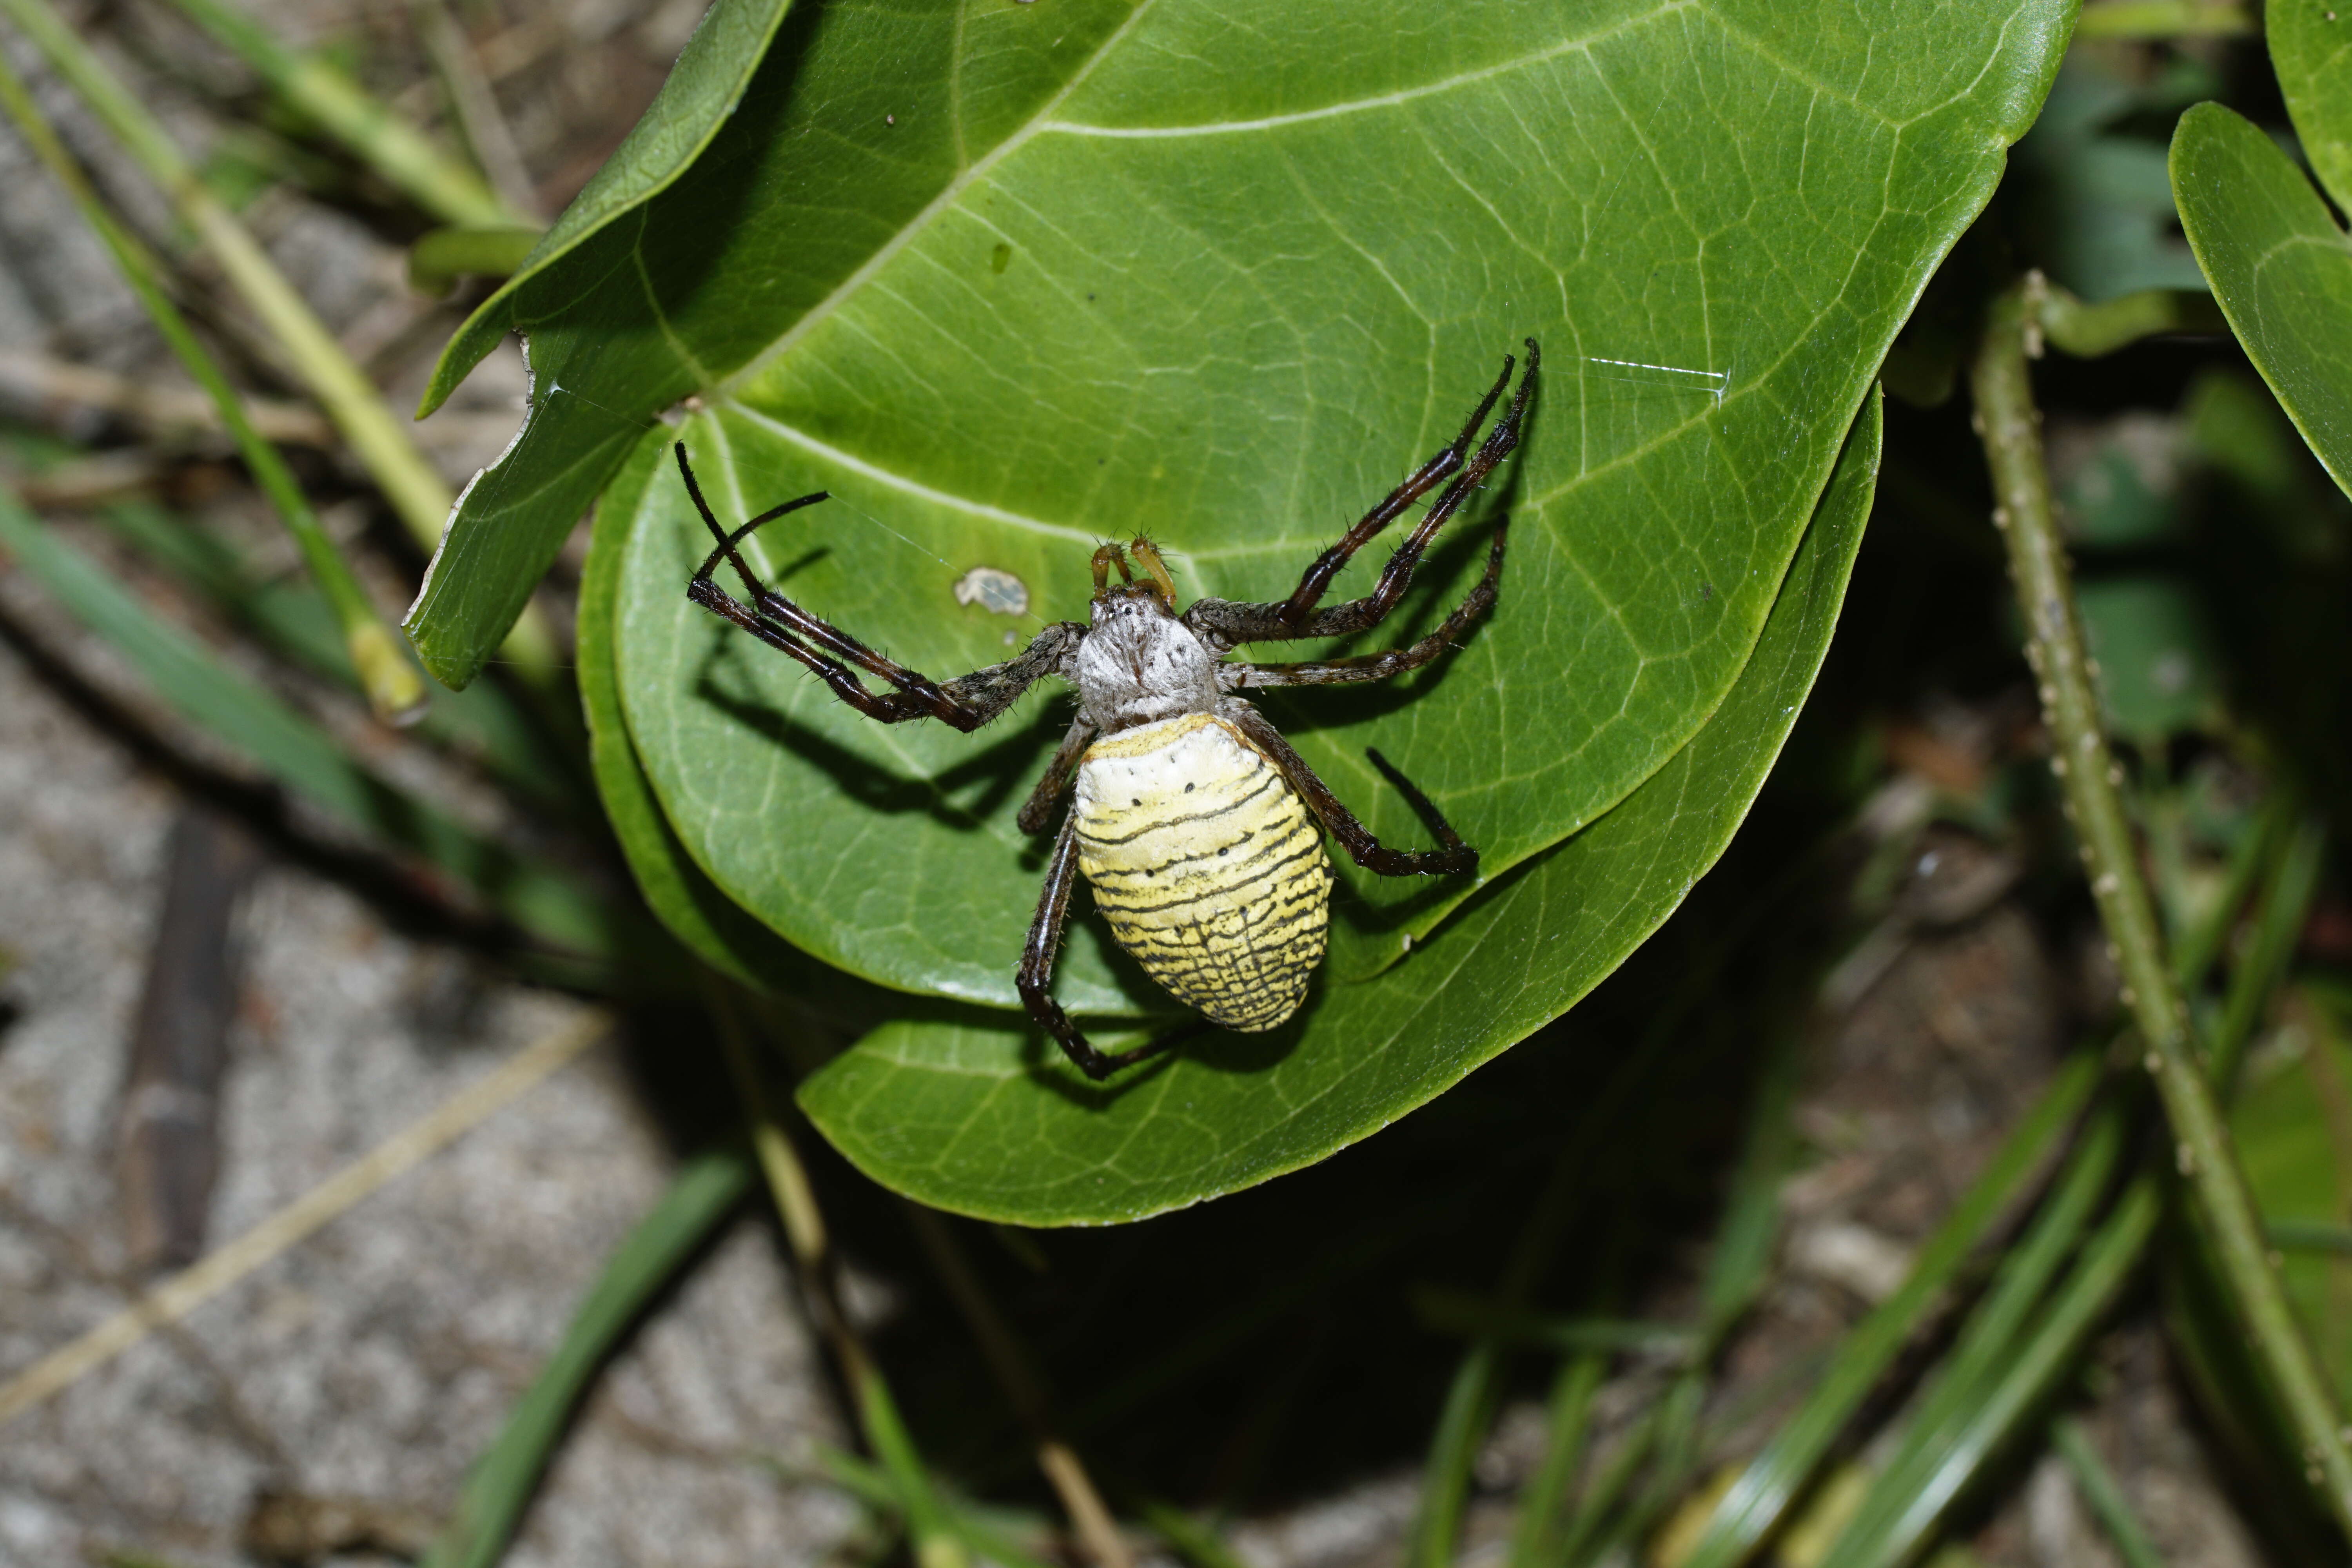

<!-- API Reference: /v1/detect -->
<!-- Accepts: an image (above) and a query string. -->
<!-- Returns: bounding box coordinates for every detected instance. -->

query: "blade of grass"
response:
[158,0,514,226]
[706,988,968,1568]
[901,1204,1134,1568]
[1507,1344,1609,1568]
[0,47,422,724]
[1814,1179,2161,1568]
[2051,1415,2166,1568]
[2171,796,2287,994]
[0,0,557,682]
[1411,991,1806,1568]
[1679,1051,2104,1568]
[1977,275,2352,1537]
[815,1448,1060,1568]
[2209,815,2327,1094]
[1134,1496,1253,1568]
[0,482,626,962]
[1811,1106,2130,1566]
[90,495,579,815]
[421,1147,752,1568]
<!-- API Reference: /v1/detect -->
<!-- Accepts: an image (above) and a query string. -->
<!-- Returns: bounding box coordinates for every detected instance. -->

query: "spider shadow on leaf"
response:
[691,635,1069,831]
[1016,1001,1306,1107]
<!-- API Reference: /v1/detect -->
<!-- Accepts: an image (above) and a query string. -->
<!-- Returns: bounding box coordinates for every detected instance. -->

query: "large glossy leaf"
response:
[404,0,797,679]
[567,0,2067,1013]
[2172,103,2352,501]
[794,393,1877,1225]
[2271,0,2352,216]
[577,421,852,993]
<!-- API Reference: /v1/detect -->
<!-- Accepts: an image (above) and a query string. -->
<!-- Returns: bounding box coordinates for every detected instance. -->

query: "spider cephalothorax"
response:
[679,341,1537,1079]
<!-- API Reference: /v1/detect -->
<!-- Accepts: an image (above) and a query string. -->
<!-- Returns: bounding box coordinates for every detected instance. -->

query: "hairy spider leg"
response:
[1224,706,1475,877]
[1231,523,1507,689]
[1183,340,1537,649]
[1015,714,1098,835]
[1020,815,1181,1080]
[677,443,1080,733]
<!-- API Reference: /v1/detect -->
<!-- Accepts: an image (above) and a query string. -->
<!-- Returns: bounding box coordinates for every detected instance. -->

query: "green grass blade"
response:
[2210,815,2328,1093]
[1507,1348,1607,1568]
[423,1149,751,1568]
[1679,1052,2104,1568]
[91,497,579,815]
[0,484,634,963]
[1817,1181,2160,1568]
[0,46,423,724]
[159,0,512,225]
[2170,797,2283,993]
[1409,1342,1504,1568]
[1814,1108,2131,1566]
[2052,1416,2166,1568]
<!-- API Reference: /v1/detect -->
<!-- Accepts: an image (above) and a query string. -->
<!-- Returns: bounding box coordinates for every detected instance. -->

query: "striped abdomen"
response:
[1072,713,1333,1032]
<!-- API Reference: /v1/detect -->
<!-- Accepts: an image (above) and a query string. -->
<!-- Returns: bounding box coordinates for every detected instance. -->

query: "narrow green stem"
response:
[160,0,515,227]
[2025,274,2226,358]
[2210,816,2328,1093]
[0,50,424,725]
[1971,280,2352,1540]
[0,0,558,683]
[2052,1416,2166,1568]
[707,996,967,1568]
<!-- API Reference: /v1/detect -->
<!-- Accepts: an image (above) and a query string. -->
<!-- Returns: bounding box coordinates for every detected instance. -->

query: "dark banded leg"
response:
[1020,815,1174,1080]
[1184,341,1536,649]
[1223,706,1476,877]
[678,443,1080,731]
[1016,716,1096,835]
[1230,523,1506,690]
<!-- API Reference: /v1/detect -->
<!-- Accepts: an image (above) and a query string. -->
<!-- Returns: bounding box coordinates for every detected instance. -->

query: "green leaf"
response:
[2016,57,2218,301]
[2271,0,2352,217]
[417,0,793,414]
[580,422,878,993]
[2076,574,2224,742]
[792,393,1877,1225]
[2172,102,2352,500]
[546,0,2071,1009]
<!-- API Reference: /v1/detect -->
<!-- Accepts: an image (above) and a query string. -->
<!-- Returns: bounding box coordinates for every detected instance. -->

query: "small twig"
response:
[0,349,333,446]
[1972,277,2352,1539]
[159,0,515,227]
[0,1010,606,1427]
[705,992,969,1568]
[410,0,542,223]
[119,804,261,1269]
[902,1204,1136,1568]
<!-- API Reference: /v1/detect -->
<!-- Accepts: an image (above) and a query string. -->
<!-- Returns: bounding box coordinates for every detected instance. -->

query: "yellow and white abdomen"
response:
[1072,713,1332,1032]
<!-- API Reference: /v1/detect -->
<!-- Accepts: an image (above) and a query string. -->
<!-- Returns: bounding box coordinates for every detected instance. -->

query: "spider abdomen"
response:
[1072,713,1334,1033]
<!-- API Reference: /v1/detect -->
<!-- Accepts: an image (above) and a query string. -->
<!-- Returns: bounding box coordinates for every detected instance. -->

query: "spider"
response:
[678,340,1537,1079]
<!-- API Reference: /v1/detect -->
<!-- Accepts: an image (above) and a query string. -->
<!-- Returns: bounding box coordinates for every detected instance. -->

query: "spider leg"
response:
[1223,705,1476,877]
[1229,522,1505,690]
[1020,815,1177,1080]
[1184,341,1535,649]
[1016,715,1096,835]
[678,443,1079,731]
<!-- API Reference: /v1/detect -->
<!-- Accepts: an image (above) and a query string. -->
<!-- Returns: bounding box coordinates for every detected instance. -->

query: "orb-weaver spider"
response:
[679,340,1536,1078]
